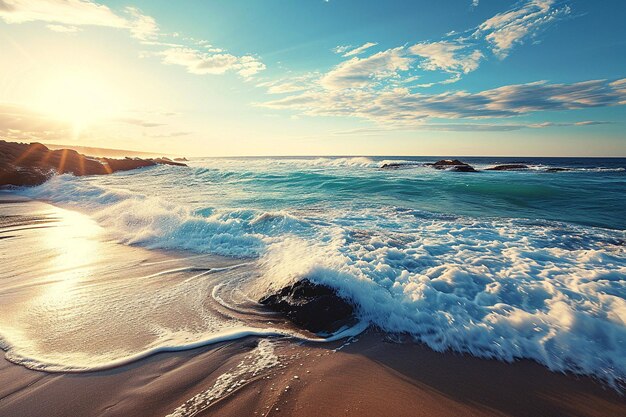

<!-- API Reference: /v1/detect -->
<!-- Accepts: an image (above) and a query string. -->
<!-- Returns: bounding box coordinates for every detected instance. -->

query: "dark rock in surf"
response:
[485,164,529,171]
[0,140,187,187]
[428,159,477,172]
[174,157,189,162]
[380,163,419,170]
[449,164,478,172]
[545,167,571,172]
[380,163,404,170]
[259,279,356,335]
[98,156,186,172]
[428,159,466,167]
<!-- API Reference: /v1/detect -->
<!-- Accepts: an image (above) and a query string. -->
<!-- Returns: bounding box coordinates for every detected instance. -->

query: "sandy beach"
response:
[2,0,626,414]
[2,330,625,417]
[1,197,624,417]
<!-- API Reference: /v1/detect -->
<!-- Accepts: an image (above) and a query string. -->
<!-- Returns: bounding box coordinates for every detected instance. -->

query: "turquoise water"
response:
[56,156,625,228]
[17,156,626,387]
[180,156,626,229]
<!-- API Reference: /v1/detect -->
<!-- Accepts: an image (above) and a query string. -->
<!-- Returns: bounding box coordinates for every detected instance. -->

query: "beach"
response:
[1,289,624,417]
[2,0,626,414]
[1,156,625,417]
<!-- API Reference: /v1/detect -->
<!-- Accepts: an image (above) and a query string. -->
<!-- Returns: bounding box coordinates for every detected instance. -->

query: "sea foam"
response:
[15,159,626,388]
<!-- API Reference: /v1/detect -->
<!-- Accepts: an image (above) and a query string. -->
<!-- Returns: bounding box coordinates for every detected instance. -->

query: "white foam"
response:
[189,156,378,169]
[255,214,626,388]
[304,157,376,168]
[20,175,292,257]
[13,170,626,388]
[166,339,280,417]
[377,159,425,168]
[1,321,367,373]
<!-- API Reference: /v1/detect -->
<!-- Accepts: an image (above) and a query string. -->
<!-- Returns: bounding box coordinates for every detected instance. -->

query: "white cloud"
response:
[237,55,266,77]
[320,47,412,90]
[0,0,125,27]
[257,73,319,94]
[409,41,483,74]
[612,78,626,105]
[0,102,72,141]
[125,6,158,41]
[0,0,265,78]
[335,120,609,134]
[114,117,165,128]
[261,78,626,127]
[407,0,568,75]
[263,0,571,101]
[0,0,156,40]
[153,131,192,138]
[46,24,80,33]
[333,45,350,54]
[157,47,265,77]
[341,42,378,57]
[254,0,585,135]
[477,0,570,58]
[0,102,194,143]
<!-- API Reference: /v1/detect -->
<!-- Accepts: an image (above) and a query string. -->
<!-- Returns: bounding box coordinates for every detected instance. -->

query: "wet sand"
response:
[0,196,624,417]
[1,331,625,417]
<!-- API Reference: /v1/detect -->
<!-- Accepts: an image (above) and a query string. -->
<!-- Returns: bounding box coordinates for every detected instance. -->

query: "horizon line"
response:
[33,141,626,159]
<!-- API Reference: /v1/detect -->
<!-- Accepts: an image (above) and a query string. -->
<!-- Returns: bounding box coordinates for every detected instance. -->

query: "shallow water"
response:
[3,156,626,387]
[0,199,363,372]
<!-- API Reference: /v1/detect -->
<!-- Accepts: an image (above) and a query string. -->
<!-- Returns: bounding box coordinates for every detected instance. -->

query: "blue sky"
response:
[0,0,625,156]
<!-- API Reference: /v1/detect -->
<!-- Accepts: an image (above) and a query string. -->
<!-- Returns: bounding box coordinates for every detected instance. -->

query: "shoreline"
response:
[1,330,624,417]
[0,197,625,416]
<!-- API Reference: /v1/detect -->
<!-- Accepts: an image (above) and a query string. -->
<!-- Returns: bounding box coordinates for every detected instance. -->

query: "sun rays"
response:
[34,71,119,139]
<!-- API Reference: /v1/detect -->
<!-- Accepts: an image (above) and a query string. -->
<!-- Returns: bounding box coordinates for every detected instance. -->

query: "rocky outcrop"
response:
[380,163,405,170]
[448,164,478,172]
[428,159,477,172]
[545,167,571,172]
[0,140,186,187]
[380,163,421,170]
[259,279,356,335]
[485,164,529,171]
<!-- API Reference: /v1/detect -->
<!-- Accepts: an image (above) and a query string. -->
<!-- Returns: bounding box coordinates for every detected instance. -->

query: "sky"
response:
[0,0,625,156]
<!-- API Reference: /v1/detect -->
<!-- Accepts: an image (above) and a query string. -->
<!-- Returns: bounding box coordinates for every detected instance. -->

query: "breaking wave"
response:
[13,156,626,387]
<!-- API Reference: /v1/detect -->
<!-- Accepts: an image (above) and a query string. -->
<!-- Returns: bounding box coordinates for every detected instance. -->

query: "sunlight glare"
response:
[37,72,119,137]
[41,206,102,304]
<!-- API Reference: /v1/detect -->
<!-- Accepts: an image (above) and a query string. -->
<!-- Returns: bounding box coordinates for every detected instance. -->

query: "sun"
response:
[37,72,118,137]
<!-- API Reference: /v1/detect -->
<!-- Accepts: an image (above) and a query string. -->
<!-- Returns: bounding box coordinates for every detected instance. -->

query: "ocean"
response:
[4,156,626,388]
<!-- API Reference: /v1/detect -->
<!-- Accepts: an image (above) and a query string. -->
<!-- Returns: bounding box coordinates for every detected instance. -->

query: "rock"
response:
[546,167,571,172]
[428,159,477,172]
[430,159,467,167]
[259,279,356,335]
[449,164,478,172]
[0,140,187,187]
[173,157,189,162]
[485,164,529,171]
[153,158,187,167]
[380,163,403,169]
[96,157,186,172]
[380,162,420,170]
[0,165,51,187]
